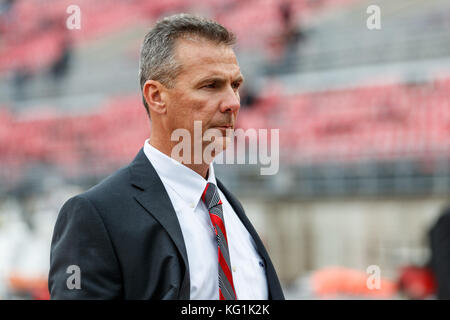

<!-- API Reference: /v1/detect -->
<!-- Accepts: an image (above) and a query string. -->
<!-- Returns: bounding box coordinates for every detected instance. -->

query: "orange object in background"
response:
[8,273,50,300]
[311,266,398,299]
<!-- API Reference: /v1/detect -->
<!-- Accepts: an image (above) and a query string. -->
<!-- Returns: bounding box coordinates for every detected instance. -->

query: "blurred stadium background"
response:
[0,0,449,299]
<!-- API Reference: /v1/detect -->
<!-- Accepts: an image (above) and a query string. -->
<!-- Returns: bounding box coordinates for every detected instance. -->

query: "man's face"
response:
[163,37,243,160]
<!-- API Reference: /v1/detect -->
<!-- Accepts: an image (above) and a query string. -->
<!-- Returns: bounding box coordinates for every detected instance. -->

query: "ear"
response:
[143,80,167,116]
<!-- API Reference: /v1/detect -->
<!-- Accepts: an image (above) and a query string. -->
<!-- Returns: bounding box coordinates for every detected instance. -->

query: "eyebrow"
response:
[196,75,244,86]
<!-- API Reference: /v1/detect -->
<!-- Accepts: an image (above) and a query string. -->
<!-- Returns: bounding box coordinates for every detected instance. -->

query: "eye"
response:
[232,81,241,90]
[203,82,217,89]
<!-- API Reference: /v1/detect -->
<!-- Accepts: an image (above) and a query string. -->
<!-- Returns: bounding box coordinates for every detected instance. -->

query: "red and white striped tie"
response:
[202,182,237,300]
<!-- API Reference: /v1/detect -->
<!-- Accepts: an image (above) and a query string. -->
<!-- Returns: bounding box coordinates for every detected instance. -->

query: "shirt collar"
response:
[143,139,216,209]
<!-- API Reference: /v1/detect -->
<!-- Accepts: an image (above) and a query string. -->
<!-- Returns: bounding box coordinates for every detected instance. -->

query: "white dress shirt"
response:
[143,139,268,300]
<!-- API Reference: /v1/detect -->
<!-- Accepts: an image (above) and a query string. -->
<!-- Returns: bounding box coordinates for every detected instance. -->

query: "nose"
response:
[219,86,240,114]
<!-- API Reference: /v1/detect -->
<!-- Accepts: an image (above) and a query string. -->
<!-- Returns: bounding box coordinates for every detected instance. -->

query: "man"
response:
[49,13,284,300]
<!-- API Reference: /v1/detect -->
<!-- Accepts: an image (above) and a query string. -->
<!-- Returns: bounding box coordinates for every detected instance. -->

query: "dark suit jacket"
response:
[48,148,285,300]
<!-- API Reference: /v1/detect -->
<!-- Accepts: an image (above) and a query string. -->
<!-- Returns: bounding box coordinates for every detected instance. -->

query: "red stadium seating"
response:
[0,0,362,75]
[0,79,448,184]
[237,79,450,164]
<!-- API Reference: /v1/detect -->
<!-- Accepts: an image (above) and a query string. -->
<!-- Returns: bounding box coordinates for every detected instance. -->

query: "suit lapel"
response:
[216,178,265,255]
[129,148,190,299]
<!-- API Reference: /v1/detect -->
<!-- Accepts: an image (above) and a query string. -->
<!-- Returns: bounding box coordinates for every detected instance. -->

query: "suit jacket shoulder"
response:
[49,151,190,299]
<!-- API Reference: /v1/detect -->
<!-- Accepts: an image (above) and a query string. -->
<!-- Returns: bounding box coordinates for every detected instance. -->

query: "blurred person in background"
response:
[47,14,73,96]
[265,0,306,75]
[428,205,450,299]
[48,13,284,300]
[278,1,305,73]
[396,205,450,300]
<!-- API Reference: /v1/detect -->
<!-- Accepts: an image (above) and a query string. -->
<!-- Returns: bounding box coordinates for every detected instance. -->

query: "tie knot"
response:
[202,182,222,210]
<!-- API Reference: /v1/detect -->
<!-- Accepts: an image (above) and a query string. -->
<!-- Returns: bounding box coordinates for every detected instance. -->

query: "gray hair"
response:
[138,13,236,117]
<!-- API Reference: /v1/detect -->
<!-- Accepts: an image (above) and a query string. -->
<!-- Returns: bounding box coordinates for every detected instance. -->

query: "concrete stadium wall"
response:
[241,195,450,285]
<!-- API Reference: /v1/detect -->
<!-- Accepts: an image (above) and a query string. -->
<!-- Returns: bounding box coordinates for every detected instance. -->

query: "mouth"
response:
[212,123,233,129]
[213,125,234,134]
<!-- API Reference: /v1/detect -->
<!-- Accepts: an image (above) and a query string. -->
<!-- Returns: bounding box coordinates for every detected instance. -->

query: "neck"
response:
[149,134,211,179]
[183,163,210,180]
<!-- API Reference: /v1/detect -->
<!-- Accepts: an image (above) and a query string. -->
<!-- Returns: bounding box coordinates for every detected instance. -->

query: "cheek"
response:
[168,90,217,129]
[173,108,193,130]
[167,93,194,126]
[186,98,216,124]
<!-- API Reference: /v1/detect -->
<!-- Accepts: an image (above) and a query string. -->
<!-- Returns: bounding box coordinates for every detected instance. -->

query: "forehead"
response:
[173,38,241,80]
